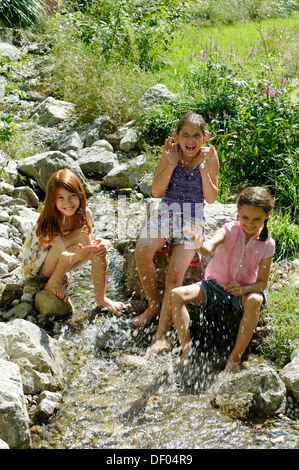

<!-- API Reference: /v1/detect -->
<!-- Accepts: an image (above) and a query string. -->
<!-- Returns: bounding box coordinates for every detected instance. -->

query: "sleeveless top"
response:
[158,161,204,218]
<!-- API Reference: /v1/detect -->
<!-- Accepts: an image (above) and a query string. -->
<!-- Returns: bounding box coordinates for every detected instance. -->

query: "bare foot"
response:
[175,346,194,370]
[45,282,68,303]
[149,338,169,355]
[225,359,241,373]
[131,306,159,327]
[97,297,123,316]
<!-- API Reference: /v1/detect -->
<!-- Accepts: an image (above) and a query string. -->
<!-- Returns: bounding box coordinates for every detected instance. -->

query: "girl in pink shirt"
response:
[171,186,275,372]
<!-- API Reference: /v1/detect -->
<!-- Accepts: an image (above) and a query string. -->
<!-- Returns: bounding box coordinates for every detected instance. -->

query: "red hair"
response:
[36,169,92,240]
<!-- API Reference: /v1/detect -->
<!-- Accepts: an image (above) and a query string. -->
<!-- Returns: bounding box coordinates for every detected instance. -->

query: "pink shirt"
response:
[205,220,275,287]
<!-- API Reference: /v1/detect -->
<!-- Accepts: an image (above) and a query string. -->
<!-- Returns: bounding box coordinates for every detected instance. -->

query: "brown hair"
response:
[176,113,210,138]
[36,168,92,240]
[237,186,274,241]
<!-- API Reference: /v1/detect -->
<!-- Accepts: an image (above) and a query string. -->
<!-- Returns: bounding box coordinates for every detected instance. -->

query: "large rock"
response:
[12,186,39,209]
[85,116,117,146]
[0,319,66,395]
[102,154,147,189]
[0,42,21,61]
[52,130,83,153]
[123,201,237,300]
[0,359,31,449]
[210,362,286,419]
[29,97,75,126]
[0,150,20,186]
[35,289,73,317]
[17,151,93,196]
[138,84,177,113]
[120,128,140,152]
[10,205,39,239]
[279,354,299,402]
[77,147,119,178]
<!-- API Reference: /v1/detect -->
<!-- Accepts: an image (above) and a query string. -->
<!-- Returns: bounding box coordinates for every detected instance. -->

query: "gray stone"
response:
[210,363,286,419]
[35,289,73,317]
[30,97,75,126]
[279,354,299,402]
[0,359,31,449]
[0,319,66,395]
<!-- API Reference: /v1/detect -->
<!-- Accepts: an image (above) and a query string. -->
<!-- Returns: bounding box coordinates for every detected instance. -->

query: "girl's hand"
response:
[184,225,204,250]
[91,238,110,257]
[162,137,180,166]
[75,243,101,260]
[224,281,244,296]
[200,146,218,172]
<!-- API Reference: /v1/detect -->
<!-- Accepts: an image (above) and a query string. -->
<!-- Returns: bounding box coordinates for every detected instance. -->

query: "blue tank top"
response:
[158,161,204,218]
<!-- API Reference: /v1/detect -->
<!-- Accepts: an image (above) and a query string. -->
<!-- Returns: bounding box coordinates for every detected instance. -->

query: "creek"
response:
[29,183,299,450]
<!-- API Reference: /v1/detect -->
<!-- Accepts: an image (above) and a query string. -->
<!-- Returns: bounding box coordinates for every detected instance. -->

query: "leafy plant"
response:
[0,113,15,142]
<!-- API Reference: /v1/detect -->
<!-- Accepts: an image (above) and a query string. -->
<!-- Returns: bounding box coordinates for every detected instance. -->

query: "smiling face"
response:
[237,205,270,239]
[55,187,80,217]
[174,122,208,161]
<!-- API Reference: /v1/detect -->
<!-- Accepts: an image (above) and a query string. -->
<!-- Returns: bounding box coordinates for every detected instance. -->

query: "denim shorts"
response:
[38,263,49,282]
[196,279,267,313]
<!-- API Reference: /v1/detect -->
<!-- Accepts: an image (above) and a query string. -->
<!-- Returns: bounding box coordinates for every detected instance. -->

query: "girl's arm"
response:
[152,137,179,198]
[225,256,273,296]
[50,236,100,264]
[200,146,219,204]
[188,227,226,255]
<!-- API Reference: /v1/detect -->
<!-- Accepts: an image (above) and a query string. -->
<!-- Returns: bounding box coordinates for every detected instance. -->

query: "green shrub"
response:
[0,113,15,142]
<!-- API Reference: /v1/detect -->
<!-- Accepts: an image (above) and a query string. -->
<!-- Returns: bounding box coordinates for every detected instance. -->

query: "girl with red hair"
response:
[21,168,123,316]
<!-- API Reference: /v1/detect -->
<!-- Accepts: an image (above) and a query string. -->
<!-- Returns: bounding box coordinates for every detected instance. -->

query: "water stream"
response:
[29,184,299,450]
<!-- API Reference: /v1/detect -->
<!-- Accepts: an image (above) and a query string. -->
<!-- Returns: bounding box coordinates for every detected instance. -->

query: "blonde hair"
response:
[36,168,92,240]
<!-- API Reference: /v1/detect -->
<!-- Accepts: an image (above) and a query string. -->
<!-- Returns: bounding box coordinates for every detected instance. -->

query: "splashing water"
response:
[29,186,299,449]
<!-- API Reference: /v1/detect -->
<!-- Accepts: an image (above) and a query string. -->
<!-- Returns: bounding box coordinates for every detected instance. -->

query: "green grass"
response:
[163,13,299,89]
[261,280,299,367]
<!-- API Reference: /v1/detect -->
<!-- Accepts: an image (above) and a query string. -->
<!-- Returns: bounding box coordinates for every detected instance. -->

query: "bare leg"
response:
[225,292,263,372]
[149,244,196,355]
[132,228,168,326]
[171,283,204,359]
[91,254,123,316]
[42,229,93,303]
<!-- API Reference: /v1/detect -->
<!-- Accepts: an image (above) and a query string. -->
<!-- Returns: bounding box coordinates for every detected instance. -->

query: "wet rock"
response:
[210,362,286,419]
[34,289,73,317]
[117,354,148,370]
[34,390,63,423]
